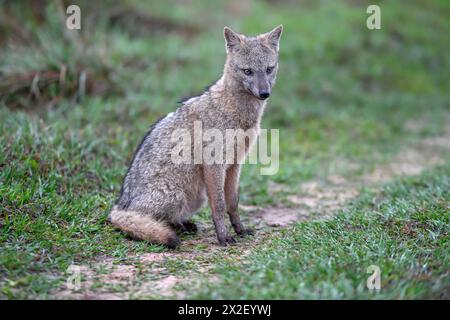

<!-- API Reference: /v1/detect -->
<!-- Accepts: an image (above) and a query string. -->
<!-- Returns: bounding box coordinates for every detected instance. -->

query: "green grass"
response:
[193,164,450,299]
[0,0,449,298]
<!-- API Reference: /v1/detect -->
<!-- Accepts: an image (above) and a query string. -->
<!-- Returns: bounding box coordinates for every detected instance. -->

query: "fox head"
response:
[223,25,283,100]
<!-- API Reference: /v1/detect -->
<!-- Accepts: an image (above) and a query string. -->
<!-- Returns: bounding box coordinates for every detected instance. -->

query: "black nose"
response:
[259,92,270,100]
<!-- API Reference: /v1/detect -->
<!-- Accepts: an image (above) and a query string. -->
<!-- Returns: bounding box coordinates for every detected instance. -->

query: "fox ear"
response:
[224,27,243,52]
[263,25,283,51]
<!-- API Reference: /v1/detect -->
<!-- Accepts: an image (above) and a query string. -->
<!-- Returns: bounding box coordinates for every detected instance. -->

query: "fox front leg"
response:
[204,165,236,246]
[225,164,254,236]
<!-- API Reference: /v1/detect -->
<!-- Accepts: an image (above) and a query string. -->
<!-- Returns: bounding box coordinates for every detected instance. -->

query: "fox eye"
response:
[242,68,253,76]
[266,67,274,74]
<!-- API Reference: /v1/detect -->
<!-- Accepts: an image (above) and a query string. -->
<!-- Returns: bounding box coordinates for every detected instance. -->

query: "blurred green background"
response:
[0,0,449,298]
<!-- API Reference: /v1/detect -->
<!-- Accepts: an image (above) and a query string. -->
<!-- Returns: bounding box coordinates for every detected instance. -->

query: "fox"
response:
[108,25,283,248]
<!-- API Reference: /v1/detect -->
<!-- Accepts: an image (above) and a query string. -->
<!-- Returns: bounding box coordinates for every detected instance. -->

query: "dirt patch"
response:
[53,233,223,299]
[140,275,181,297]
[140,253,170,263]
[363,138,447,184]
[99,265,136,286]
[54,258,184,299]
[54,261,134,300]
[260,173,360,224]
[255,207,308,227]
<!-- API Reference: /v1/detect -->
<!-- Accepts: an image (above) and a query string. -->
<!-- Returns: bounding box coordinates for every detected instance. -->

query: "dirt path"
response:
[54,128,450,299]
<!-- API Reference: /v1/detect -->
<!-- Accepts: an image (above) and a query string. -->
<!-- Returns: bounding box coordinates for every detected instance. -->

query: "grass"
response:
[193,164,450,299]
[0,0,449,299]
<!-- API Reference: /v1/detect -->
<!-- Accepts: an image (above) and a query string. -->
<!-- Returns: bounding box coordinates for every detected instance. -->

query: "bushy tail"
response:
[108,206,180,248]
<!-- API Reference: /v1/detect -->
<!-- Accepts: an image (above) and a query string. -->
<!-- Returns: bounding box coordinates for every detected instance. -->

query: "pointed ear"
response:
[224,27,243,52]
[263,25,283,51]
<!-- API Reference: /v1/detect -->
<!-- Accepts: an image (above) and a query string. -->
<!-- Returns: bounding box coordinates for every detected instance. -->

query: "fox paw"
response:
[218,235,236,246]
